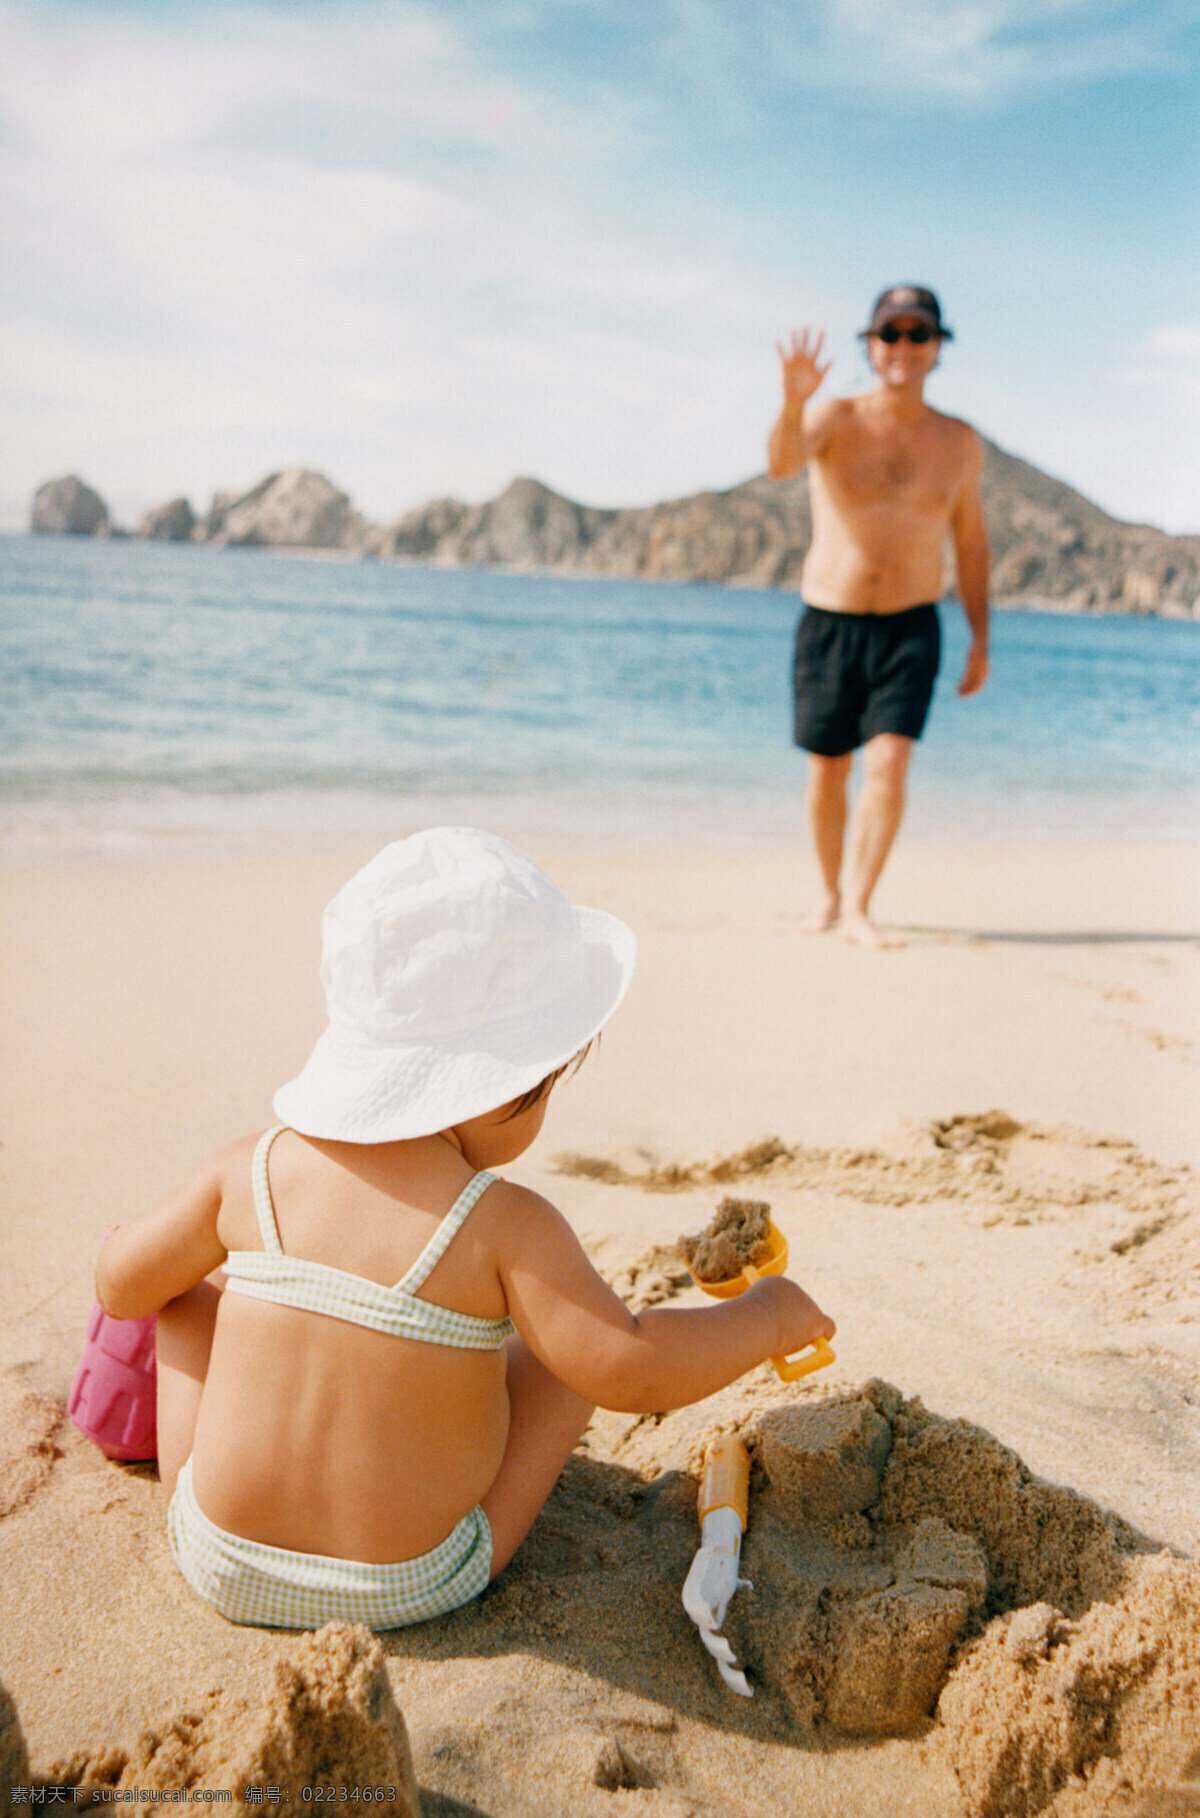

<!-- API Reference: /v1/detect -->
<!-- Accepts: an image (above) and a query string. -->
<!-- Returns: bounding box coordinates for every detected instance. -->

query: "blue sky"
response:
[2,0,1197,534]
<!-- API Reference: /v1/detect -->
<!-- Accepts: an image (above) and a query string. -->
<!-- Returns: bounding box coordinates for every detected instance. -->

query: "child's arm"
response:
[494,1185,835,1413]
[95,1150,230,1321]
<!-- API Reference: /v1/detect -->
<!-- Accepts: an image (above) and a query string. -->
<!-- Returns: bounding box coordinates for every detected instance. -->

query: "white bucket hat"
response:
[274,827,637,1142]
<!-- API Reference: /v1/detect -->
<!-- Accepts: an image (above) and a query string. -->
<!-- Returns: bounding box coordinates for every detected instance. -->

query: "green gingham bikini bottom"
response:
[168,1457,492,1630]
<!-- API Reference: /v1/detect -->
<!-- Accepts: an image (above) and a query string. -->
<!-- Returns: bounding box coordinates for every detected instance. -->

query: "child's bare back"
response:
[189,1130,517,1562]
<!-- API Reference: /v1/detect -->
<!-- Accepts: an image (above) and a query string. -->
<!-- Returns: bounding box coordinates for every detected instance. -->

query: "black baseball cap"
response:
[859,285,953,340]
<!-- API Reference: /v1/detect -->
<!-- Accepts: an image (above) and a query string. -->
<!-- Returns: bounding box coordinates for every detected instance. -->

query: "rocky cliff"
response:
[139,497,196,542]
[364,454,1200,617]
[30,475,110,536]
[29,446,1200,616]
[197,468,368,550]
[367,473,813,591]
[979,442,1200,616]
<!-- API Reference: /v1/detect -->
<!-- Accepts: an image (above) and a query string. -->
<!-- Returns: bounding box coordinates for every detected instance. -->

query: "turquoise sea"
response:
[2,533,1198,857]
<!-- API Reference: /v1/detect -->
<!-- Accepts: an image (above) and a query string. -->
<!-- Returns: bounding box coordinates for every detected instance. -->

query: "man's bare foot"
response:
[840,910,905,950]
[800,898,840,934]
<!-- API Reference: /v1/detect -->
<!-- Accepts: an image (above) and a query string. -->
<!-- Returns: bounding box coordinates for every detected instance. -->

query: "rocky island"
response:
[30,476,115,538]
[29,447,1200,618]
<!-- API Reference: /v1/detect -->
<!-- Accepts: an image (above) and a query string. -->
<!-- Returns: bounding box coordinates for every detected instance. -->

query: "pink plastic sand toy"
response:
[68,1301,158,1461]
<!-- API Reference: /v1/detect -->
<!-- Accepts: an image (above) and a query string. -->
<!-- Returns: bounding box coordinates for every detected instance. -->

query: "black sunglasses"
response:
[876,324,935,344]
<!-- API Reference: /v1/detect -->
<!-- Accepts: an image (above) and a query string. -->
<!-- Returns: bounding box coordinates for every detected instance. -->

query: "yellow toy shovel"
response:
[682,1434,755,1697]
[688,1220,835,1383]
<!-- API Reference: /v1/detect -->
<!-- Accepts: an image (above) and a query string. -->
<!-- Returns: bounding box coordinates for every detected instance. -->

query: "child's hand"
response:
[749,1276,835,1360]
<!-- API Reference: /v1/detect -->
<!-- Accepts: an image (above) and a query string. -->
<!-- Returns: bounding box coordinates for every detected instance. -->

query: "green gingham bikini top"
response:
[222,1125,515,1350]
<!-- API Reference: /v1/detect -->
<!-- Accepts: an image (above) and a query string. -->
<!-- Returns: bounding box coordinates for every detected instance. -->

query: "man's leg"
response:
[842,733,912,948]
[802,751,854,931]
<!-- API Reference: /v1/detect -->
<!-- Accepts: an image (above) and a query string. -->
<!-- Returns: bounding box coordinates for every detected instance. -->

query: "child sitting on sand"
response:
[95,827,835,1631]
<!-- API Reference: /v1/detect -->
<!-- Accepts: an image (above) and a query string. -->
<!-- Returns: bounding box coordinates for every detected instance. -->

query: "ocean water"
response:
[2,532,1198,857]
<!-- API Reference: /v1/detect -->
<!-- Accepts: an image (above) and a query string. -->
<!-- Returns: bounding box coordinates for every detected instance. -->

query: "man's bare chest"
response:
[822,421,960,514]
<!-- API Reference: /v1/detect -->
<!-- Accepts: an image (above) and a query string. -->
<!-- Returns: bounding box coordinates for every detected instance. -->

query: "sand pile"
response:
[0,1376,62,1518]
[940,1558,1200,1817]
[554,1111,1195,1231]
[26,1626,420,1814]
[592,1376,1200,1813]
[1,1681,30,1808]
[744,1389,990,1734]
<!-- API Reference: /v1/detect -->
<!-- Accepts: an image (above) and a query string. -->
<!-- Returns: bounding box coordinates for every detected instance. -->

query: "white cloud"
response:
[0,6,510,159]
[0,4,791,525]
[982,322,1200,533]
[0,3,1194,532]
[668,0,1189,104]
[1103,325,1200,528]
[1134,322,1200,378]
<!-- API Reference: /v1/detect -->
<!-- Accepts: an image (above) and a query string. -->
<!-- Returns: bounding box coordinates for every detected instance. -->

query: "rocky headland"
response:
[29,449,1200,617]
[30,475,115,538]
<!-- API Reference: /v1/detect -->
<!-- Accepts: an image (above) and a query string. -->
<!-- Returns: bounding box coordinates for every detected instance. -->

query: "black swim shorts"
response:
[792,602,942,756]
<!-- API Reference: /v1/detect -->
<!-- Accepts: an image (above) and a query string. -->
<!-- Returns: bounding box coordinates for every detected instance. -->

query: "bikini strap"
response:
[394,1171,499,1294]
[250,1131,497,1289]
[250,1125,289,1256]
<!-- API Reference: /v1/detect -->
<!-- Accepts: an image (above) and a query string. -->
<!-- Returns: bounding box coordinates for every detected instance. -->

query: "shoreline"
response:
[4,786,1200,866]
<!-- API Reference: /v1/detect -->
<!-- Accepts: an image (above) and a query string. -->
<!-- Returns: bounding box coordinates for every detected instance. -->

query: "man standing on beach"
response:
[767,285,990,948]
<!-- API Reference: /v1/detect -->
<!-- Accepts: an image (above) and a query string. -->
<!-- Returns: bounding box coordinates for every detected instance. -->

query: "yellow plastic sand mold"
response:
[689,1220,835,1383]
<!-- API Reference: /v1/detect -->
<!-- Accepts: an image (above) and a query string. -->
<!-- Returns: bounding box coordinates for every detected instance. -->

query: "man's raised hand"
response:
[777,327,831,407]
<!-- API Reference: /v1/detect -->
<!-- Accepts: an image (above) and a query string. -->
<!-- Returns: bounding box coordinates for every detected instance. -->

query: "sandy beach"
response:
[2,832,1198,1816]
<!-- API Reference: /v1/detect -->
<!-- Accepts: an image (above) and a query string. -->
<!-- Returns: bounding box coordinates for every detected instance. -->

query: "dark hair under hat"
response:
[860,285,953,340]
